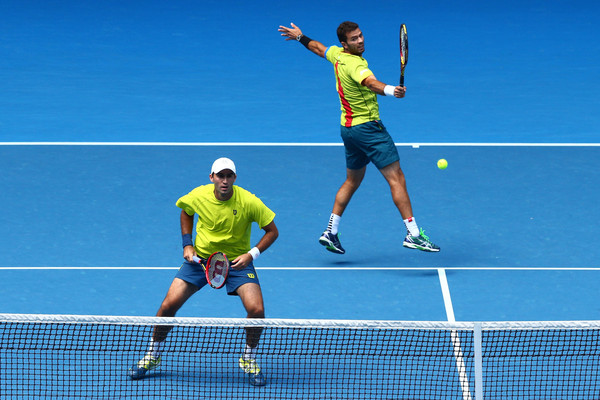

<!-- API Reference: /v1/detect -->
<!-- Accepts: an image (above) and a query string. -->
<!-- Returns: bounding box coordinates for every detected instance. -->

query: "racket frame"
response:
[193,252,230,289]
[399,23,408,86]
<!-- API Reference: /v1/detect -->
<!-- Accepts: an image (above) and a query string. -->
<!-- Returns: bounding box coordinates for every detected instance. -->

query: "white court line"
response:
[438,268,473,400]
[0,142,599,147]
[438,269,456,322]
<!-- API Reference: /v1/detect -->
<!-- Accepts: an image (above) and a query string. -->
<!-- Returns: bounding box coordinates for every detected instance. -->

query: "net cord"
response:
[1,313,599,330]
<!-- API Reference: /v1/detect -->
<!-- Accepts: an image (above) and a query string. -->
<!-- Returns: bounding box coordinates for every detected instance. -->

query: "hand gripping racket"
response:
[399,24,409,86]
[193,252,230,289]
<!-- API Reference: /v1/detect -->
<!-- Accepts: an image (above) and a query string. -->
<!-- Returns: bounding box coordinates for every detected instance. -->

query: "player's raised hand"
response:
[278,22,302,40]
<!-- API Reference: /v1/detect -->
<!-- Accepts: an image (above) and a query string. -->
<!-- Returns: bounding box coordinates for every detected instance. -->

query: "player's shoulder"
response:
[191,184,213,195]
[325,45,343,61]
[233,185,258,200]
[234,186,269,207]
[182,184,214,201]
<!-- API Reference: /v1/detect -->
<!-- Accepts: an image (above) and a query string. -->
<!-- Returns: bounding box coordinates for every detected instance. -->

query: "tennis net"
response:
[1,314,599,399]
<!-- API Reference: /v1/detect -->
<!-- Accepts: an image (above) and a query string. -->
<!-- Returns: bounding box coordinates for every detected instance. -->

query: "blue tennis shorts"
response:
[175,259,260,296]
[340,120,400,170]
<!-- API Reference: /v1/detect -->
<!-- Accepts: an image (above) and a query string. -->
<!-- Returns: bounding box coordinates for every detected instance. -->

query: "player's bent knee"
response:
[246,307,265,319]
[157,301,180,317]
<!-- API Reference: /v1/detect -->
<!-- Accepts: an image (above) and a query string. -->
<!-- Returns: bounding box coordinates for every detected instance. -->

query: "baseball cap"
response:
[211,157,236,174]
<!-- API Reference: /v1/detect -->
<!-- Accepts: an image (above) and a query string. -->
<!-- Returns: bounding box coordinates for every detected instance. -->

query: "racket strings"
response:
[207,253,229,287]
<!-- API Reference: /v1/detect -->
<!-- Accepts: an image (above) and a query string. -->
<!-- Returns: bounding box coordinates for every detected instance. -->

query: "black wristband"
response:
[299,35,312,49]
[182,233,193,248]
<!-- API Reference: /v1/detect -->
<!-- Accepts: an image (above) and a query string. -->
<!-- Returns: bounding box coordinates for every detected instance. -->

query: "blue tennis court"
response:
[1,0,600,398]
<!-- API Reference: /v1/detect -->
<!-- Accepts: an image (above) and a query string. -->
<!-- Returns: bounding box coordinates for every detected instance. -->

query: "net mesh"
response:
[1,315,599,399]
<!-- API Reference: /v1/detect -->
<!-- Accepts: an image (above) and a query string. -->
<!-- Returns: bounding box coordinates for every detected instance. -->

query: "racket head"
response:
[399,23,408,85]
[205,251,230,289]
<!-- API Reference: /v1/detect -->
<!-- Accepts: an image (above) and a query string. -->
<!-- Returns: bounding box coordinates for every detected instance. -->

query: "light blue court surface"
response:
[1,144,599,322]
[0,0,599,323]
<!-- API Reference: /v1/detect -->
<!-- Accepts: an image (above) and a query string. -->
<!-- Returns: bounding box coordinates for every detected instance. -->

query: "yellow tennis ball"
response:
[437,159,448,170]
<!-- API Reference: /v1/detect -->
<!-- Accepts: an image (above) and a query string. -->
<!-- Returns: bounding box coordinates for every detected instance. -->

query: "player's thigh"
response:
[159,277,199,314]
[345,166,367,186]
[236,283,265,317]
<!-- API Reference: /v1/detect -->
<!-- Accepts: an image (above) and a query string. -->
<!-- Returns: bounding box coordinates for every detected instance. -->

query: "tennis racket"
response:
[192,252,230,289]
[399,24,409,86]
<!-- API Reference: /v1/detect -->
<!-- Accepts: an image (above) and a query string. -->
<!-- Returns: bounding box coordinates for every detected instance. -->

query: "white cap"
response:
[211,157,236,174]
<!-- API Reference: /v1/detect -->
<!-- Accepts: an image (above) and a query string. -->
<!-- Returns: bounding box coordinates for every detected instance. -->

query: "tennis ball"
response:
[437,159,448,170]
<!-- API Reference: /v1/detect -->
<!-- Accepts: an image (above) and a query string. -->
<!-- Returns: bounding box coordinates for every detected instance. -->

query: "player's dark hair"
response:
[337,21,359,43]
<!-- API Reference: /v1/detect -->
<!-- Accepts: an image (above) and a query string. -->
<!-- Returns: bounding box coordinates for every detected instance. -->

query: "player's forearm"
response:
[364,79,387,95]
[255,221,279,253]
[363,76,406,98]
[303,37,327,58]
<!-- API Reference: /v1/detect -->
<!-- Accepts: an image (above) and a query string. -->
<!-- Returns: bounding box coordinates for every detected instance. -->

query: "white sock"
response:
[244,344,257,361]
[148,340,163,358]
[327,213,341,235]
[403,217,420,237]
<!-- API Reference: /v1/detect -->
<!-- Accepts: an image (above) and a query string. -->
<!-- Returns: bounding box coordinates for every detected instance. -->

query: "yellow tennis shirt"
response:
[176,184,275,259]
[326,46,380,127]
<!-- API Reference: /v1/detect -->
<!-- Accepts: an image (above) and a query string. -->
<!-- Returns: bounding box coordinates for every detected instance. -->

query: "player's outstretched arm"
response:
[278,22,327,58]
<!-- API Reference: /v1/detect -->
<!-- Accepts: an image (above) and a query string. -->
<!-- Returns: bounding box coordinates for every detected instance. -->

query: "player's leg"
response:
[319,166,366,254]
[379,161,413,220]
[236,282,267,386]
[332,166,367,216]
[379,161,440,252]
[365,120,439,252]
[128,261,205,379]
[237,282,265,345]
[153,277,199,340]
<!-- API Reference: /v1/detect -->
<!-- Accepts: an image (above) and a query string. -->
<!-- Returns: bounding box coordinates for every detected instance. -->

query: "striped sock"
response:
[327,213,341,235]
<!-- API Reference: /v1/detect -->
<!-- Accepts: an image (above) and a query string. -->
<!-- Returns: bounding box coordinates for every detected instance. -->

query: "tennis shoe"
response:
[403,228,440,252]
[239,357,266,386]
[319,231,345,254]
[127,354,161,380]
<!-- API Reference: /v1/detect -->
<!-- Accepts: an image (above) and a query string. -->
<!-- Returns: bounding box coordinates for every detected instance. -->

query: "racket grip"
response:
[400,75,405,86]
[192,256,201,264]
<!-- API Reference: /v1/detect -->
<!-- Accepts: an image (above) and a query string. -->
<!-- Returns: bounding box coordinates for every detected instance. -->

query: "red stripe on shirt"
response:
[334,61,353,127]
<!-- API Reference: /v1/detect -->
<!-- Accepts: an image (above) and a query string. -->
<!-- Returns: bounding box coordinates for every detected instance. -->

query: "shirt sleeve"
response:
[325,45,340,64]
[175,191,198,216]
[242,191,275,229]
[350,62,373,85]
[253,198,276,229]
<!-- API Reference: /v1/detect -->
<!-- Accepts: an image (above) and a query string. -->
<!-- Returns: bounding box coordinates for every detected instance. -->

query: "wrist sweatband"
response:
[182,234,193,248]
[383,85,395,96]
[299,35,312,49]
[248,247,260,261]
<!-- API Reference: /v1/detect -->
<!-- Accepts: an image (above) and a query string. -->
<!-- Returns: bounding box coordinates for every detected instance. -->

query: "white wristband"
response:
[383,85,395,96]
[248,247,260,261]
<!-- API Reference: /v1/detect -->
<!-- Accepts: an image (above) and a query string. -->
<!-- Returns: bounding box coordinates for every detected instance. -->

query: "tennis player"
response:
[278,21,439,253]
[127,157,278,386]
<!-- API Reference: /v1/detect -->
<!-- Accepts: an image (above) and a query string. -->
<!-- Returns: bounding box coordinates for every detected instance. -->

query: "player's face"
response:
[210,169,236,200]
[342,28,365,56]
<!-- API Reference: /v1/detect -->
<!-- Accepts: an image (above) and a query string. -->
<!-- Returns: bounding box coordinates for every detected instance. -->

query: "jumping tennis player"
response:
[278,21,439,253]
[127,157,278,386]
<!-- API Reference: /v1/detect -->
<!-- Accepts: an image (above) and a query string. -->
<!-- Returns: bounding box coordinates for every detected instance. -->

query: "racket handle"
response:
[192,256,201,264]
[400,75,405,86]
